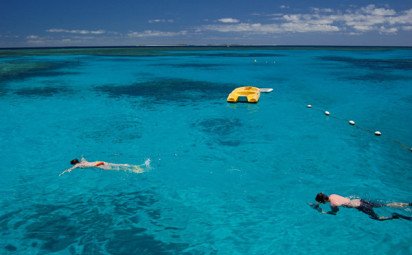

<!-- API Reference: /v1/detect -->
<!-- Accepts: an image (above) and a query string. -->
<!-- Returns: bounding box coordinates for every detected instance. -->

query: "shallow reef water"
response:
[0,46,411,254]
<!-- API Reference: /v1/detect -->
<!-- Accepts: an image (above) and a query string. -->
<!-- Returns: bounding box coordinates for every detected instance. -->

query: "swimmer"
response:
[59,157,151,176]
[309,193,412,221]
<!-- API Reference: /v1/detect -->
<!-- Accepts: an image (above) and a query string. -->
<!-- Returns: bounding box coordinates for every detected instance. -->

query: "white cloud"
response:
[204,21,339,34]
[202,5,412,35]
[379,26,398,34]
[47,28,106,35]
[26,33,108,46]
[311,8,333,13]
[26,35,40,40]
[388,9,412,25]
[26,35,46,44]
[148,19,174,23]
[128,30,187,38]
[204,23,279,33]
[361,4,396,16]
[217,18,240,23]
[352,25,373,32]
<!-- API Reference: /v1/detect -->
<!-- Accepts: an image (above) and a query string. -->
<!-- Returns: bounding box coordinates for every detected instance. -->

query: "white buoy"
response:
[324,111,330,116]
[374,131,382,136]
[254,59,257,63]
[349,120,355,126]
[307,104,312,108]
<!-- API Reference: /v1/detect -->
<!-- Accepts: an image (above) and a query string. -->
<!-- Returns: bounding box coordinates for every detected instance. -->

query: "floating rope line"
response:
[306,104,412,153]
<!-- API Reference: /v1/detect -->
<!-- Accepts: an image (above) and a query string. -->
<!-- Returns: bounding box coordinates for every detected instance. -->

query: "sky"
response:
[1,0,412,47]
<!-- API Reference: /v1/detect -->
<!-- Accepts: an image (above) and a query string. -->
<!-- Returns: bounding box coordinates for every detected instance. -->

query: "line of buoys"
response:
[306,103,411,153]
[252,59,277,64]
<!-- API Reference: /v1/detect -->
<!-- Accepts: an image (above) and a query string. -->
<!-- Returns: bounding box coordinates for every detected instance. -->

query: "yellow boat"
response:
[227,86,261,103]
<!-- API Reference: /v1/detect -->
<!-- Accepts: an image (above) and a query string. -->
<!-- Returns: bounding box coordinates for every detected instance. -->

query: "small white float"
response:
[259,88,273,93]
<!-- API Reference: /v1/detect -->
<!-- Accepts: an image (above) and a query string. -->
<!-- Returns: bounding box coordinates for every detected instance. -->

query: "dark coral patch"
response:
[152,63,228,69]
[0,209,22,233]
[0,190,189,253]
[14,86,71,97]
[207,52,286,58]
[196,118,242,136]
[4,244,17,252]
[0,60,80,84]
[111,191,157,216]
[0,47,170,57]
[105,228,188,255]
[177,52,286,58]
[401,95,412,104]
[345,72,412,82]
[194,118,243,147]
[318,56,412,71]
[0,87,8,96]
[218,140,242,147]
[95,78,230,102]
[24,214,79,253]
[81,119,142,143]
[0,46,285,58]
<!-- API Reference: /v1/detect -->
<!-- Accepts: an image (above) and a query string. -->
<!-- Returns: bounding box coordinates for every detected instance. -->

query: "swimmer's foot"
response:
[144,158,151,169]
[392,213,412,221]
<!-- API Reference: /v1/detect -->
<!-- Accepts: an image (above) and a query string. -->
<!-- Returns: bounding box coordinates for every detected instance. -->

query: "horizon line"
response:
[1,44,412,50]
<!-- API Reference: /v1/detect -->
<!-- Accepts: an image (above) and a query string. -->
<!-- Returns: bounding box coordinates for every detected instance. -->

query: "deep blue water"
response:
[0,47,411,254]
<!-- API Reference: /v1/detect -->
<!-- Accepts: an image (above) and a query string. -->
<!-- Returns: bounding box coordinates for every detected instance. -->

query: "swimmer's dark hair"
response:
[315,193,329,203]
[70,159,80,165]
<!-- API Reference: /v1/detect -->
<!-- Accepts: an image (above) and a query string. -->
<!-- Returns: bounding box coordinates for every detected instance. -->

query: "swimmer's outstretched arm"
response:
[308,203,339,215]
[59,165,78,176]
[309,203,322,213]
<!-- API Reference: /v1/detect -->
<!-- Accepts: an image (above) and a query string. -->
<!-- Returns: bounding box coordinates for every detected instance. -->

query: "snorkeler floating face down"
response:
[310,192,412,221]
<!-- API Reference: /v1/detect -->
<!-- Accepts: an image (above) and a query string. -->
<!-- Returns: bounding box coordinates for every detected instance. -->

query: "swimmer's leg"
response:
[391,213,412,221]
[132,165,144,174]
[104,160,150,173]
[357,202,381,220]
[373,216,396,221]
[129,159,151,173]
[104,163,131,171]
[386,202,412,208]
[367,212,412,221]
[107,163,145,173]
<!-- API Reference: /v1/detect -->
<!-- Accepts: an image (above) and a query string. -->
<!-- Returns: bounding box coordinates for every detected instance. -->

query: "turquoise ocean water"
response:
[0,47,411,254]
